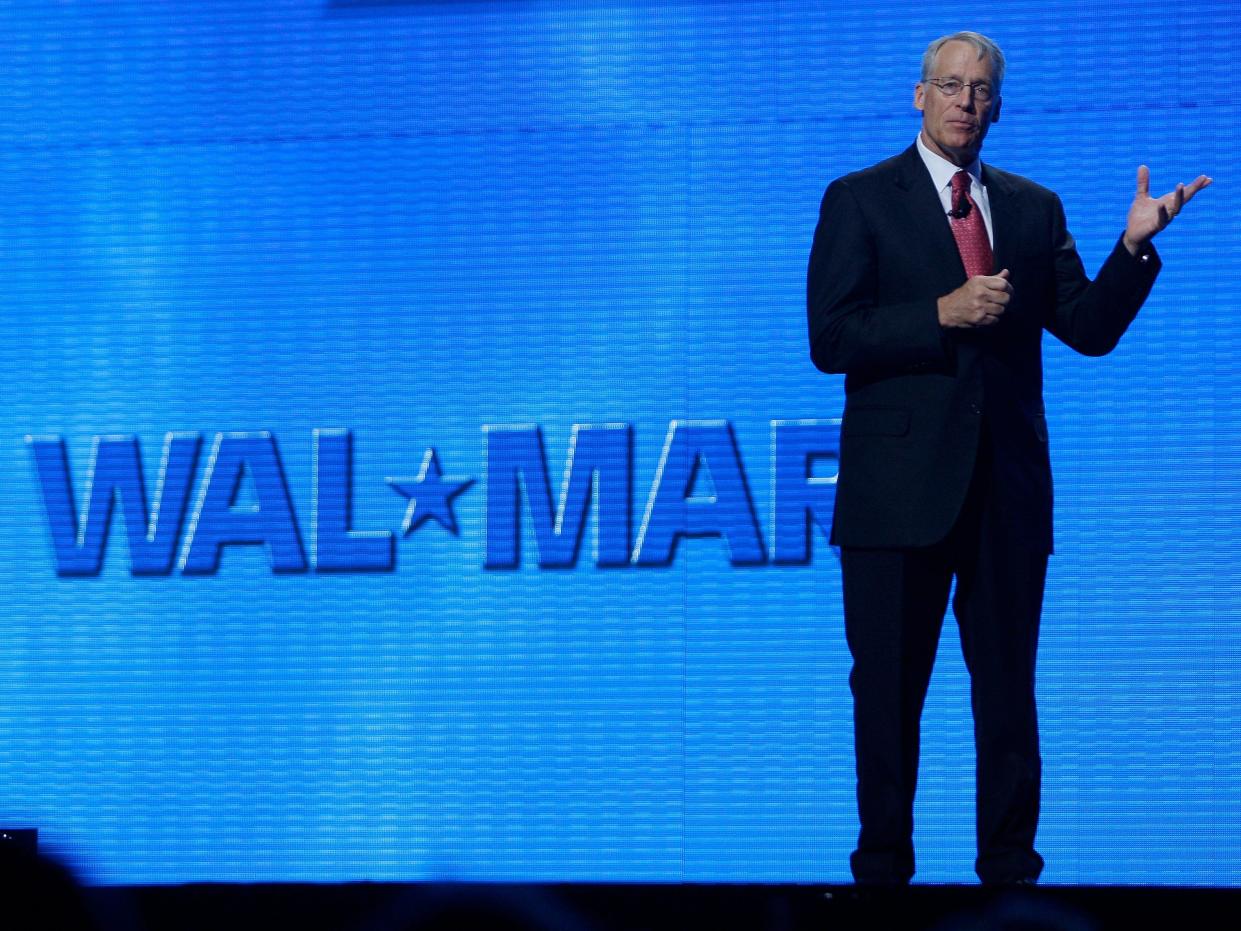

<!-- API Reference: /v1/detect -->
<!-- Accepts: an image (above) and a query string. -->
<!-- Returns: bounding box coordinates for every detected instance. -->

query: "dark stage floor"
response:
[78,881,1241,931]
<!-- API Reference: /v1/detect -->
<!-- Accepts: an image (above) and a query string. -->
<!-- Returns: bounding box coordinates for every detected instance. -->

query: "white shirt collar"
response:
[916,132,982,193]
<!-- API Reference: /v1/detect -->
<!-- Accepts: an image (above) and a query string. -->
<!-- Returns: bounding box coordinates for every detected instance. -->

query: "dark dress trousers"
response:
[806,143,1160,883]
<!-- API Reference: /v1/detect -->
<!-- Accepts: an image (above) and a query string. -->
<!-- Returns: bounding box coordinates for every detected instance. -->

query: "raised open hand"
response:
[1123,165,1212,254]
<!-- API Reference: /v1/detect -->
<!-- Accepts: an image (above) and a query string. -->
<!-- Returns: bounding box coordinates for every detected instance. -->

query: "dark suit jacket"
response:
[807,144,1161,553]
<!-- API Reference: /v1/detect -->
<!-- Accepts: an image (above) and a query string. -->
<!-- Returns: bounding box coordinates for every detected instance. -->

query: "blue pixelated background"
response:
[0,0,1238,885]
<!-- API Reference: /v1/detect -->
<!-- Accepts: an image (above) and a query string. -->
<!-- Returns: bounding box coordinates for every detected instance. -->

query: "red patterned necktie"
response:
[949,169,993,278]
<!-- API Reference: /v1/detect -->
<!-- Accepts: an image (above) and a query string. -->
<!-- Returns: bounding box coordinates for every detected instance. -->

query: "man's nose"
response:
[958,85,978,111]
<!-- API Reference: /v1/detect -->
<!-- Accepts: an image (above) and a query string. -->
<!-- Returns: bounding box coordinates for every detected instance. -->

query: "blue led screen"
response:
[0,0,1238,885]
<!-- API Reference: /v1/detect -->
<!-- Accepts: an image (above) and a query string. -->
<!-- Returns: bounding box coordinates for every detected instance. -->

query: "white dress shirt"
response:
[916,132,994,248]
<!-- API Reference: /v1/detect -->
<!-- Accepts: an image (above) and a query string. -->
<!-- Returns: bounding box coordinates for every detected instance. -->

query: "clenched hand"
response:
[938,268,1012,328]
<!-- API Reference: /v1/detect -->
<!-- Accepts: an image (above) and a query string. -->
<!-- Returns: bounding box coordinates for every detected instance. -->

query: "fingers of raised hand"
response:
[1183,174,1212,202]
[1159,185,1186,224]
[1152,174,1211,221]
[1136,164,1151,196]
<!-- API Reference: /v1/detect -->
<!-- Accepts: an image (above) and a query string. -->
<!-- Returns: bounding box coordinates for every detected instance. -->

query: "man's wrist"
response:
[1122,232,1149,257]
[1119,232,1159,270]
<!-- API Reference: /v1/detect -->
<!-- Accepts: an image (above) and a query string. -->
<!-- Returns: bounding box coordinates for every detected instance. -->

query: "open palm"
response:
[1124,165,1212,252]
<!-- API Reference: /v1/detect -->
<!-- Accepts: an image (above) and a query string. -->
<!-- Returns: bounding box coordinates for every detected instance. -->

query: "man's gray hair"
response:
[920,31,1006,91]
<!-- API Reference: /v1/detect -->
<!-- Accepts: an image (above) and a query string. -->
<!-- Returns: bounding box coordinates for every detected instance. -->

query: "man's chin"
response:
[944,137,983,163]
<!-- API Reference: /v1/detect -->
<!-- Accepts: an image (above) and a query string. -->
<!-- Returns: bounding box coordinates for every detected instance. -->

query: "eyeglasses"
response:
[927,79,996,102]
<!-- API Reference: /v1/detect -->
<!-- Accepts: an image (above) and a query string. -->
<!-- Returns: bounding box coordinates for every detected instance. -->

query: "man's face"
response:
[914,40,1002,166]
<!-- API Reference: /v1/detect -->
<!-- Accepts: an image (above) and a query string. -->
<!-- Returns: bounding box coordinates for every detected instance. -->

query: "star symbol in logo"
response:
[387,448,474,536]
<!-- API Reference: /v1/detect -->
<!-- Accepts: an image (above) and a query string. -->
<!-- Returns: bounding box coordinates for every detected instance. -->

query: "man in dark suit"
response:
[806,31,1210,885]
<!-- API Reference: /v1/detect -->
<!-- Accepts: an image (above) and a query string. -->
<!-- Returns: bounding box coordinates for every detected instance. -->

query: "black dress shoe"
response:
[981,876,1038,888]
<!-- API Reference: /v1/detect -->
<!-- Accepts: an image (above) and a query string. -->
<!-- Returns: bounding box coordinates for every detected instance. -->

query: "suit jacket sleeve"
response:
[1042,193,1162,357]
[806,178,951,376]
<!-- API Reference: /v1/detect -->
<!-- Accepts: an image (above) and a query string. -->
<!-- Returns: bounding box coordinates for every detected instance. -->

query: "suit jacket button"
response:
[970,402,982,415]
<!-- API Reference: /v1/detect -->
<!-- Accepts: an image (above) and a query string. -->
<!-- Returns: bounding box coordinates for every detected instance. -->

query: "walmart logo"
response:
[26,421,837,576]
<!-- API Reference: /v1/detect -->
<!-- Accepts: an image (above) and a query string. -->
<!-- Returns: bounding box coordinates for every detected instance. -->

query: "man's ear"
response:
[991,95,1002,123]
[914,82,926,112]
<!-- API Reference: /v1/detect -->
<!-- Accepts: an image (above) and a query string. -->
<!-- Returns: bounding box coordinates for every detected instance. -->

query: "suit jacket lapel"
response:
[981,163,1018,276]
[892,144,967,292]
